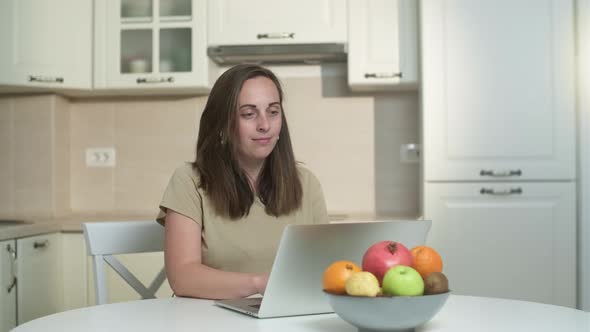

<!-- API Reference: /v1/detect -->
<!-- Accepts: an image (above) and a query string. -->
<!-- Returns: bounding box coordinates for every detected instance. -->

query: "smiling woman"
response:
[156,64,329,300]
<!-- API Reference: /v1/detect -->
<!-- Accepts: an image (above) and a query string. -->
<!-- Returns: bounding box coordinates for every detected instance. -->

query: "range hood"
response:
[207,43,347,65]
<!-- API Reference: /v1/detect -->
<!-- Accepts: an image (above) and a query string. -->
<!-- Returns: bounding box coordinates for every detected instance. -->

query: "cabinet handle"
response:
[364,72,403,79]
[136,77,174,84]
[33,240,49,249]
[256,32,295,39]
[5,244,17,293]
[7,277,16,293]
[480,187,523,196]
[28,75,64,83]
[480,169,522,177]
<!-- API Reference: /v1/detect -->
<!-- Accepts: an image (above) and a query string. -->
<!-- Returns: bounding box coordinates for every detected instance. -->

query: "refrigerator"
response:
[420,0,578,308]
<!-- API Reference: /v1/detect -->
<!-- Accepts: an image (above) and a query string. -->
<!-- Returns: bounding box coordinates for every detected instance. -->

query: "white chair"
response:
[83,221,167,305]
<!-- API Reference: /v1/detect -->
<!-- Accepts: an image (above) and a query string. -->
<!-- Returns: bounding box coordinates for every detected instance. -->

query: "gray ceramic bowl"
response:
[325,291,450,332]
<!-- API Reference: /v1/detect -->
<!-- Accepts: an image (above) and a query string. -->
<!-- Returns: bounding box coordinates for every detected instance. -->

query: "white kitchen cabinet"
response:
[61,233,88,311]
[424,182,576,308]
[0,0,92,90]
[208,0,347,45]
[0,240,16,332]
[347,0,418,91]
[421,0,575,181]
[16,233,62,324]
[94,0,209,91]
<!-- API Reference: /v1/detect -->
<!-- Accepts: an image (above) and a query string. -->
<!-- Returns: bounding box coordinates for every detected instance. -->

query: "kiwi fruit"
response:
[423,272,449,295]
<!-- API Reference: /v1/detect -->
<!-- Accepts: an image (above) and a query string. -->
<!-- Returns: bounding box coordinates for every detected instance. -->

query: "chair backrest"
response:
[83,221,166,305]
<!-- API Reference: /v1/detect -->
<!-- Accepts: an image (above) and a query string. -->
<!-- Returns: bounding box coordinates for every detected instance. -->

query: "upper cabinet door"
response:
[0,0,92,89]
[348,0,418,91]
[208,0,347,45]
[421,0,575,181]
[94,0,209,91]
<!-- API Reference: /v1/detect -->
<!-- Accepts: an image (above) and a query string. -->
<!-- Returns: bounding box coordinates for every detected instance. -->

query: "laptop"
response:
[214,219,432,318]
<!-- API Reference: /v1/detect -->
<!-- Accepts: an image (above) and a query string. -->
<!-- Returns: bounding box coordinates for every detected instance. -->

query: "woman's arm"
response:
[164,210,268,299]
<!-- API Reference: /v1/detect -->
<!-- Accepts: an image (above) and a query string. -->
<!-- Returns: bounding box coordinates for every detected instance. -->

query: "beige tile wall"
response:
[284,78,378,214]
[0,98,14,217]
[69,96,204,214]
[0,74,420,219]
[53,95,71,217]
[0,95,70,219]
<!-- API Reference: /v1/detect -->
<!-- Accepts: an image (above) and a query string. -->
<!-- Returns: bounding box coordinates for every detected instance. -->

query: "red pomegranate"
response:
[362,241,414,284]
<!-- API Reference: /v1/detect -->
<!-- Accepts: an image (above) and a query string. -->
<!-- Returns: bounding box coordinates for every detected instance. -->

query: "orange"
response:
[322,260,361,294]
[410,246,443,278]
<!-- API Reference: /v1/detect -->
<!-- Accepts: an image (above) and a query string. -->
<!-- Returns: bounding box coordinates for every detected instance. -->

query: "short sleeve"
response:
[156,164,203,227]
[307,170,329,225]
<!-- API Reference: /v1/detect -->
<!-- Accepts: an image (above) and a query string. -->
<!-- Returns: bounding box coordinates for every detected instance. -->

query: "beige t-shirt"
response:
[157,163,328,273]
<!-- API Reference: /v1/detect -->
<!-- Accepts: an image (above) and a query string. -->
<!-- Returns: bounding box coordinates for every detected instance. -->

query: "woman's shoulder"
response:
[171,162,200,184]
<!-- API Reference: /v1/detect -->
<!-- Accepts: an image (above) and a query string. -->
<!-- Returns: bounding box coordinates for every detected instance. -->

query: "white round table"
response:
[11,295,590,332]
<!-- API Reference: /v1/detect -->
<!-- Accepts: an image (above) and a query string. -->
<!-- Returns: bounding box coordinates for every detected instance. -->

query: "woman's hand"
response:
[252,273,269,295]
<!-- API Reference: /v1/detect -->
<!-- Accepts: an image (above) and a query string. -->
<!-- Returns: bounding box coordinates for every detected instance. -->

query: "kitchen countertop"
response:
[0,213,158,241]
[0,212,421,241]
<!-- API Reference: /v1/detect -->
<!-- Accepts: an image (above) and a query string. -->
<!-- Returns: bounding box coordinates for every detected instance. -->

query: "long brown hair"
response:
[193,64,302,219]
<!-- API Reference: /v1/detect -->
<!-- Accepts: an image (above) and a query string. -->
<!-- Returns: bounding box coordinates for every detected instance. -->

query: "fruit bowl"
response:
[325,291,450,332]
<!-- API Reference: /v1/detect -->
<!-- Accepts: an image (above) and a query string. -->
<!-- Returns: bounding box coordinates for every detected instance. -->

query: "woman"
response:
[157,64,329,299]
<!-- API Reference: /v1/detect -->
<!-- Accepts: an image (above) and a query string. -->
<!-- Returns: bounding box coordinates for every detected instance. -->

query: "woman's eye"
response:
[269,108,281,116]
[241,112,255,118]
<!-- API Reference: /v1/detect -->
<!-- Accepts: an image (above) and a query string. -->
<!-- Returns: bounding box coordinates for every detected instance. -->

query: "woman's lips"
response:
[253,137,272,144]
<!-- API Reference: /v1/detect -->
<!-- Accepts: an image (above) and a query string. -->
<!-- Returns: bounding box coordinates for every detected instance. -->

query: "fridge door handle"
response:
[480,187,523,196]
[480,169,522,177]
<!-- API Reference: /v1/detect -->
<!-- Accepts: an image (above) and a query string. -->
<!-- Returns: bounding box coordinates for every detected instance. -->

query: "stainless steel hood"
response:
[207,43,347,65]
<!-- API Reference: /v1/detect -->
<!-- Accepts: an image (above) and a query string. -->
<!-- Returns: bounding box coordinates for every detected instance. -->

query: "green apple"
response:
[382,265,424,296]
[345,271,381,297]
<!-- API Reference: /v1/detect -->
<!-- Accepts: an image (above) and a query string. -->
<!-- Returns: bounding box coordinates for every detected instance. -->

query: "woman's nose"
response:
[257,115,270,132]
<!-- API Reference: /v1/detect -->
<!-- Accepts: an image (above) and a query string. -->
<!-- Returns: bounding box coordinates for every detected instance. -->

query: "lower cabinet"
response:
[423,182,576,308]
[1,230,173,330]
[61,233,89,311]
[0,240,16,332]
[16,233,62,324]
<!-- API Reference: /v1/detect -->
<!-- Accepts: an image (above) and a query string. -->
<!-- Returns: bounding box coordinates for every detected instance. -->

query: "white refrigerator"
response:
[421,0,578,308]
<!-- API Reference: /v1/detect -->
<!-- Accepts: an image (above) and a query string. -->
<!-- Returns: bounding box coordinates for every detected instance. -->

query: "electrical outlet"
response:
[85,148,116,167]
[400,143,420,163]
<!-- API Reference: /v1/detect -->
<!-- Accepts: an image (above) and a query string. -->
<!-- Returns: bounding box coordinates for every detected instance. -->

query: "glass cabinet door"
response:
[159,0,191,18]
[98,0,208,89]
[160,28,192,73]
[121,29,153,74]
[118,0,193,76]
[121,0,152,20]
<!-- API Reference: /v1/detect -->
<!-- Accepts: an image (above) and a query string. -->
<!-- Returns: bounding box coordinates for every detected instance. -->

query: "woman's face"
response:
[235,76,282,168]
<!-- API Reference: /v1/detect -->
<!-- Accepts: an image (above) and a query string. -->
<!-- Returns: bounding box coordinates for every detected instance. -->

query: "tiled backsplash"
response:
[0,95,70,218]
[69,96,204,214]
[0,75,419,220]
